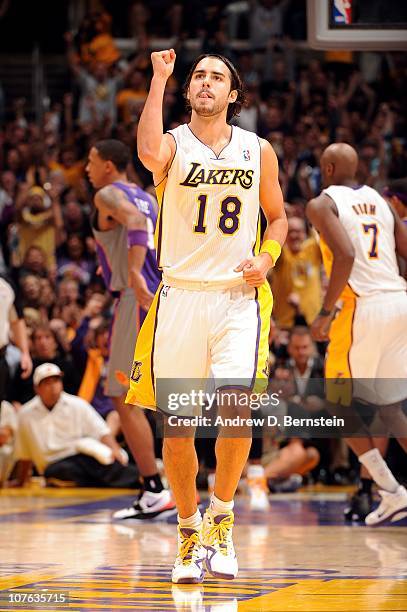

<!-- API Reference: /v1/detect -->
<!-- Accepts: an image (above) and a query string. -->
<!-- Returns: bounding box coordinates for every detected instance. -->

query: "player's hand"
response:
[130,270,154,311]
[234,254,272,287]
[310,314,331,342]
[151,49,176,81]
[20,352,33,379]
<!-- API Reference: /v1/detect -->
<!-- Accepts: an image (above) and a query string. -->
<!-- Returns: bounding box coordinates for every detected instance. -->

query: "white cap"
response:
[33,363,63,386]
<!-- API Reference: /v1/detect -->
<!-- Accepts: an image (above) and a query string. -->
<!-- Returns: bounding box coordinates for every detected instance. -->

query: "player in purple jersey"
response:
[86,140,175,520]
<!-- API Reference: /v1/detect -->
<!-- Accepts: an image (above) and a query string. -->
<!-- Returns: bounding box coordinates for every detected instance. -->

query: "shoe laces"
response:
[178,528,201,566]
[207,513,234,556]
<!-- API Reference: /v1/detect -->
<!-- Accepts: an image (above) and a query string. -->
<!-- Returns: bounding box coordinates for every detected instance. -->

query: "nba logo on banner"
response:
[243,150,250,161]
[333,0,352,24]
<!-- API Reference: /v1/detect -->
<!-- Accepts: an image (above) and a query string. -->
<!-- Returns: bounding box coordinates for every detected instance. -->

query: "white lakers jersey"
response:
[323,184,406,297]
[154,124,261,284]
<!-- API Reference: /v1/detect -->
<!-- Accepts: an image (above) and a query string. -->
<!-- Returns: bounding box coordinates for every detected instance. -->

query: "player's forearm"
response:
[262,216,288,248]
[257,215,288,270]
[323,255,354,312]
[137,76,167,164]
[10,318,30,357]
[128,245,147,281]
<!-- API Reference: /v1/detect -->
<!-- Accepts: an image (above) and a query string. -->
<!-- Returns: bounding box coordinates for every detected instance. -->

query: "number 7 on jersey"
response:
[362,223,379,259]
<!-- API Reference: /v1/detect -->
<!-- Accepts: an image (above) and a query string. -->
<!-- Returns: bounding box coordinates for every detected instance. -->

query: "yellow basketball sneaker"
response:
[171,526,206,584]
[201,509,238,579]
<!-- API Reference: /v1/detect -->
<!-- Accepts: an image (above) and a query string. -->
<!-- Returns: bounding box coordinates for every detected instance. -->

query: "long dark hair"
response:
[183,54,246,122]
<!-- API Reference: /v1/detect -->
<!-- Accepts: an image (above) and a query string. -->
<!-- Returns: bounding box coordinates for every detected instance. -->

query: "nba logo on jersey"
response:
[243,149,250,161]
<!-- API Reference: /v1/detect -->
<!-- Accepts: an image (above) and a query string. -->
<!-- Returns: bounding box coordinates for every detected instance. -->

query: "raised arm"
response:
[137,49,176,177]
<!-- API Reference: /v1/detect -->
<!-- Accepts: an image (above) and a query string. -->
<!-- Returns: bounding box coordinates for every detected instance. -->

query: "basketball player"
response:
[306,143,407,526]
[86,139,175,519]
[126,50,287,583]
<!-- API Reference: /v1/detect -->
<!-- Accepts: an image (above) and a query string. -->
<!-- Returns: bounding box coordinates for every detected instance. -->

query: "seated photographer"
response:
[14,363,139,488]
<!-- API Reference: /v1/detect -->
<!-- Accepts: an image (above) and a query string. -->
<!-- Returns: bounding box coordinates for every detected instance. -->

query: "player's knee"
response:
[163,435,195,456]
[218,402,251,422]
[115,401,143,420]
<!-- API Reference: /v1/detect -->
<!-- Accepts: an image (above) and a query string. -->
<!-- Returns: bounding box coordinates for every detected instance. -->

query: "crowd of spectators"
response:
[0,0,406,489]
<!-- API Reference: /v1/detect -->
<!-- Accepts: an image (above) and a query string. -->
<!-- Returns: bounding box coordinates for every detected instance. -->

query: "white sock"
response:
[210,494,234,514]
[247,464,265,479]
[207,472,216,489]
[359,448,399,493]
[178,509,202,530]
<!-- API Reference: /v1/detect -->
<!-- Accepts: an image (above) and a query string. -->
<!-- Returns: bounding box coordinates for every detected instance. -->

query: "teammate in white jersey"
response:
[306,143,407,526]
[126,50,287,583]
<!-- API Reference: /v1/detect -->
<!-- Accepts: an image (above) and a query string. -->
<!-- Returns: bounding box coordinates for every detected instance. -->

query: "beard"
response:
[190,95,227,117]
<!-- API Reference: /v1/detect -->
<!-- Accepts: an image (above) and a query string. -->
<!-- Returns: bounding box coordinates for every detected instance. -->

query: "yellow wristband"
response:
[260,239,281,265]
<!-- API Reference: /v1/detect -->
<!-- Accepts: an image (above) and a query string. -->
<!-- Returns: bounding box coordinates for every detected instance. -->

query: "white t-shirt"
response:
[15,392,110,474]
[0,400,17,454]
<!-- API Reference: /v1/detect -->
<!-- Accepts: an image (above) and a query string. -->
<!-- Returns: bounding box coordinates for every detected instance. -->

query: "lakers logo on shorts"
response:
[130,361,143,383]
[326,372,352,407]
[261,358,270,378]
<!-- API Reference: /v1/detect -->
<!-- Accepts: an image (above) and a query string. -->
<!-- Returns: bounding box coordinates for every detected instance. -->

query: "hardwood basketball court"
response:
[1,486,406,611]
